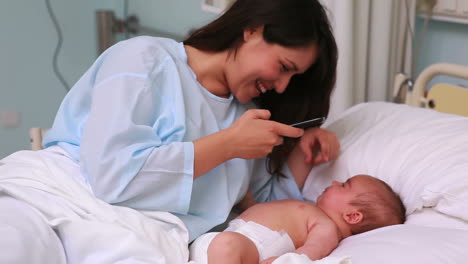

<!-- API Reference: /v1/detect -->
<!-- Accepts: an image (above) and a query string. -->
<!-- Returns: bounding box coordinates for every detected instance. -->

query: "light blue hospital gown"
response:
[43,36,303,242]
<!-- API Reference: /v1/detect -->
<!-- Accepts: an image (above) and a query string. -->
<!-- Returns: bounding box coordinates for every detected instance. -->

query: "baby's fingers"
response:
[316,138,331,162]
[326,134,340,160]
[300,141,314,163]
[313,152,326,164]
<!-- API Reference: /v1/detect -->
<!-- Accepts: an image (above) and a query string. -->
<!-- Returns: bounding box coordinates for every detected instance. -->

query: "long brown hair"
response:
[185,0,338,178]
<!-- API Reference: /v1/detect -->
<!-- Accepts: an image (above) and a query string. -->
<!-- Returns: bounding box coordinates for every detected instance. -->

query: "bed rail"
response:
[407,63,468,107]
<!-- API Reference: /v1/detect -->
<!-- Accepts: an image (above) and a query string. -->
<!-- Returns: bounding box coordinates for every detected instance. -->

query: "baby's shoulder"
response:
[286,201,334,227]
[278,200,323,217]
[286,199,320,209]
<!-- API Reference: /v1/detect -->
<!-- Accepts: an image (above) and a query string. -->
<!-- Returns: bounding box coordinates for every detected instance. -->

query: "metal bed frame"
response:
[406,63,468,116]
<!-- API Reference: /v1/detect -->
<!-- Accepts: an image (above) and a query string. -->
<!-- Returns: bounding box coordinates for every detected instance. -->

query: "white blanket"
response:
[0,149,190,264]
[273,253,351,264]
[0,149,350,264]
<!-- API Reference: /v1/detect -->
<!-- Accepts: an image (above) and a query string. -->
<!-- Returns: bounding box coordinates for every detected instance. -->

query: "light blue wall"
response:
[2,2,467,159]
[128,0,219,40]
[414,17,468,89]
[0,1,218,158]
[0,0,122,158]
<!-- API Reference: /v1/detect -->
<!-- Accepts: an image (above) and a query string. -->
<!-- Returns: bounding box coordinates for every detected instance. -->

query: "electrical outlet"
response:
[1,111,20,128]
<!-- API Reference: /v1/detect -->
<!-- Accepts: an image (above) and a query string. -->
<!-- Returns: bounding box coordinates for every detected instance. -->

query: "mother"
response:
[1,0,338,262]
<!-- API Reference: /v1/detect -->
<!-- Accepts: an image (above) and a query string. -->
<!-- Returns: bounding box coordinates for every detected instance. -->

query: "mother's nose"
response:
[274,75,292,94]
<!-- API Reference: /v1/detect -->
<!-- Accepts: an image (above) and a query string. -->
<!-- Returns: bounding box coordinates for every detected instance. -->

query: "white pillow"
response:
[406,208,468,230]
[303,102,468,221]
[329,224,468,263]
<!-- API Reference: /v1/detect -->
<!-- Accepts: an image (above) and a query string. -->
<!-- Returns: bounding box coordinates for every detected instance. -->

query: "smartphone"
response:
[290,117,326,129]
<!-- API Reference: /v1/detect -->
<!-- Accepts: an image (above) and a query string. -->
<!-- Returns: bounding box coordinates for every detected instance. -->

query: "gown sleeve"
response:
[80,61,194,214]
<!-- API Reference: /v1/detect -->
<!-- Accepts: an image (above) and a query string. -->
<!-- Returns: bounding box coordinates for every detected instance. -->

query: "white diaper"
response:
[189,232,219,264]
[189,219,295,263]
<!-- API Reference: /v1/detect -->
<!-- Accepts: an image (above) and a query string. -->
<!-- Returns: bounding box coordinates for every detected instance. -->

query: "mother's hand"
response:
[225,109,304,160]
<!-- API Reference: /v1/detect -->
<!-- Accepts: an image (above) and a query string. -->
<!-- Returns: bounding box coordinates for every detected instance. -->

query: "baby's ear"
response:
[343,210,363,225]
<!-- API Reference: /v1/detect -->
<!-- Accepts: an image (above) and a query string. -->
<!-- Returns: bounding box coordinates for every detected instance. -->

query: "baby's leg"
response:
[208,231,259,264]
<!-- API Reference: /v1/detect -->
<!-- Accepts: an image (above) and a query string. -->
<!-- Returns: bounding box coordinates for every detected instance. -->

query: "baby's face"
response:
[316,175,377,212]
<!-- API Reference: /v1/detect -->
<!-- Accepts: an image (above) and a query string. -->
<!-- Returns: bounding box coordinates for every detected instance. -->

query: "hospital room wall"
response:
[127,0,219,39]
[0,1,123,159]
[0,1,218,159]
[414,17,468,88]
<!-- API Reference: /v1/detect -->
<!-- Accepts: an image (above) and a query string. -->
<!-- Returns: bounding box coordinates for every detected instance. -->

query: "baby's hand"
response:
[298,128,340,164]
[259,256,279,264]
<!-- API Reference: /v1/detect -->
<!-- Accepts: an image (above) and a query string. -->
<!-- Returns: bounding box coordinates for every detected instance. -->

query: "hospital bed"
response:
[28,63,468,263]
[301,62,468,263]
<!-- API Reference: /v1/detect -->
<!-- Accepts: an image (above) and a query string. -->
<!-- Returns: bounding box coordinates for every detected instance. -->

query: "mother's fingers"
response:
[272,122,304,138]
[244,109,271,120]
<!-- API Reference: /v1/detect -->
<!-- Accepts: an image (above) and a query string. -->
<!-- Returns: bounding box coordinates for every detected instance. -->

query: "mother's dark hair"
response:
[184,0,338,178]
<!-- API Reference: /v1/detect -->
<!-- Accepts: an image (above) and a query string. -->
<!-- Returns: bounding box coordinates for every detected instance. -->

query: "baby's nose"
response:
[332,180,340,186]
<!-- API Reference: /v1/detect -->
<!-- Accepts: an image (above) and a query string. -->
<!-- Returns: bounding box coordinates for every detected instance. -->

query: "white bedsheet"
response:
[273,253,351,264]
[0,149,190,264]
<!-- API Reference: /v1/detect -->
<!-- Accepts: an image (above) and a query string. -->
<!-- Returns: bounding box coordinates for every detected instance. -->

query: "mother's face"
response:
[225,26,318,104]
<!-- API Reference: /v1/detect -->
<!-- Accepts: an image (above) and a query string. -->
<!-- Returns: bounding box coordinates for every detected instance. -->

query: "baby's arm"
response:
[295,220,340,260]
[288,141,315,189]
[288,128,340,189]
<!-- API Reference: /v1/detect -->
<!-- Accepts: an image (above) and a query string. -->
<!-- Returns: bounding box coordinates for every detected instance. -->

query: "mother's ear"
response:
[343,210,363,225]
[243,25,264,42]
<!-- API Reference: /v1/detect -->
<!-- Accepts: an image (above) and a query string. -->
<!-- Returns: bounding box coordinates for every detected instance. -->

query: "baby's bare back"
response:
[237,199,332,248]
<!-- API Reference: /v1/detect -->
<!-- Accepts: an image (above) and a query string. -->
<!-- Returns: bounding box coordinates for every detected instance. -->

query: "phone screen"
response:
[290,117,325,129]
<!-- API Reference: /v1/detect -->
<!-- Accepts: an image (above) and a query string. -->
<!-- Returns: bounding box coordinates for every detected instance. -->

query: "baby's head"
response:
[317,174,405,238]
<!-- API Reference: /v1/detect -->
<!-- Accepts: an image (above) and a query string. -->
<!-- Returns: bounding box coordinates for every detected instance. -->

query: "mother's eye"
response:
[280,63,290,73]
